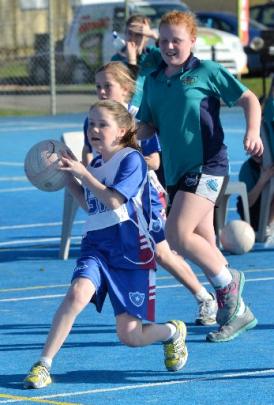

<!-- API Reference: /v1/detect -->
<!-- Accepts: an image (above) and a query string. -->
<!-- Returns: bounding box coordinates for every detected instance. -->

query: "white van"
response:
[64,0,248,83]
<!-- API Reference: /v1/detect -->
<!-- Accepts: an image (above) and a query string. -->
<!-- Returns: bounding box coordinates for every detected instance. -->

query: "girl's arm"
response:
[66,176,88,212]
[236,89,264,156]
[82,144,93,167]
[248,165,274,207]
[137,122,157,140]
[143,152,160,170]
[60,156,125,210]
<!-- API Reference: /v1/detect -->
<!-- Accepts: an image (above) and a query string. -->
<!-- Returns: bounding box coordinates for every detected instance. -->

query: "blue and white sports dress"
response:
[72,147,157,321]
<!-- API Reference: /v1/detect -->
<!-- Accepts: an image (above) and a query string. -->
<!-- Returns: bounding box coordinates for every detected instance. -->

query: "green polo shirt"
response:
[137,55,247,186]
[111,45,162,108]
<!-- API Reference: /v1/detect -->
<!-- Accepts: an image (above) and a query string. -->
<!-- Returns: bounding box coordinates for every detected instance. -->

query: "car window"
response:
[249,19,267,30]
[197,16,232,33]
[113,7,126,32]
[197,16,214,28]
[262,6,274,27]
[250,7,261,21]
[217,20,232,32]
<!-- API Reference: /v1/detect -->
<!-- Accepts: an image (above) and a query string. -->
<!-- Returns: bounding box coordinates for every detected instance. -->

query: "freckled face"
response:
[159,23,196,69]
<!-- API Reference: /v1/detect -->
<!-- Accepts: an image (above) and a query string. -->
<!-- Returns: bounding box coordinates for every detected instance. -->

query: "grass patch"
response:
[241,76,272,99]
[0,61,28,79]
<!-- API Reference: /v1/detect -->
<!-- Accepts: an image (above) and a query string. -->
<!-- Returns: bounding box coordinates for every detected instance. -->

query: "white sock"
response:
[40,356,52,370]
[195,286,213,303]
[237,298,246,316]
[163,322,177,341]
[210,266,233,289]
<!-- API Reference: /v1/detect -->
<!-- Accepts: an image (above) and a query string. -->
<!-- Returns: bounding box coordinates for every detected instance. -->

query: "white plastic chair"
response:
[214,181,250,247]
[59,131,83,260]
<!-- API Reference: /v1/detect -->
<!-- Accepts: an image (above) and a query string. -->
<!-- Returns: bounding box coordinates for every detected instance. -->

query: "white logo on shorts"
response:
[206,179,218,192]
[129,292,145,307]
[185,174,199,187]
[74,264,88,272]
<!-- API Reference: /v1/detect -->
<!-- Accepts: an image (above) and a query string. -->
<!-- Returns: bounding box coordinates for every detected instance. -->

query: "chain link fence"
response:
[0,0,100,115]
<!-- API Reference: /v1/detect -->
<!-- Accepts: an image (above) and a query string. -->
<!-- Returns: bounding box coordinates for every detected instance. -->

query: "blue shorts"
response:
[71,254,156,322]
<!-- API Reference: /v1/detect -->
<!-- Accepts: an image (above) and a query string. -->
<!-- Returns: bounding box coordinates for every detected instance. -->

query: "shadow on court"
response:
[1,366,273,392]
[0,244,80,262]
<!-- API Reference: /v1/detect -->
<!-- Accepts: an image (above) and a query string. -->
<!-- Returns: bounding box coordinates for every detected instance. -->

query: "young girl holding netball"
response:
[23,100,188,389]
[137,10,262,342]
[82,61,218,327]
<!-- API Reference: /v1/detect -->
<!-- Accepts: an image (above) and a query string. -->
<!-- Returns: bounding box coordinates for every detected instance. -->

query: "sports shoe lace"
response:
[164,337,185,358]
[216,281,236,308]
[29,363,49,380]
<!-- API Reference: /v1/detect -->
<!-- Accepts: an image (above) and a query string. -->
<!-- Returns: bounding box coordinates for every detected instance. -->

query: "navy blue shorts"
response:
[71,252,156,322]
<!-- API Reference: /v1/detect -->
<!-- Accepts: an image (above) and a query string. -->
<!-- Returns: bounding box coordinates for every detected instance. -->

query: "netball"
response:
[220,220,256,255]
[24,139,69,192]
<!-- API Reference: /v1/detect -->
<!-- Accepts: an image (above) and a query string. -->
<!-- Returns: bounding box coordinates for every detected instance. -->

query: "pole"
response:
[125,0,129,20]
[237,0,249,46]
[48,0,57,115]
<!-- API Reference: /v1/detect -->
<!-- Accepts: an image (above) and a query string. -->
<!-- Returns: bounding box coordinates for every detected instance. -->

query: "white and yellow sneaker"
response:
[163,320,188,372]
[23,361,52,389]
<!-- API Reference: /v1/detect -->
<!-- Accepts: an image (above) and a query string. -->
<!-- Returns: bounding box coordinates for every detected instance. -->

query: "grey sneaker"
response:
[23,361,52,389]
[195,293,217,325]
[264,227,274,247]
[216,269,245,326]
[163,320,188,372]
[206,306,257,343]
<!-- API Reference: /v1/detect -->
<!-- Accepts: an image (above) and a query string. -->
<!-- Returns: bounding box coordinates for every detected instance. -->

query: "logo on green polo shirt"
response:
[180,76,197,86]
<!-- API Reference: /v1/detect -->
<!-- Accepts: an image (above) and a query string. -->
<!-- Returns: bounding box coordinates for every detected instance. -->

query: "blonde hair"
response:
[160,10,197,37]
[95,61,136,102]
[89,100,140,150]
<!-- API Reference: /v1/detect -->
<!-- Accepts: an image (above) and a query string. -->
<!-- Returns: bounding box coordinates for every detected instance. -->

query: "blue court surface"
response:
[1,108,274,405]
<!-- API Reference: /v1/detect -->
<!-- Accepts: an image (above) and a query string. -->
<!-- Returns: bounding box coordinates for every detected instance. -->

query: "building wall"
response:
[0,0,73,56]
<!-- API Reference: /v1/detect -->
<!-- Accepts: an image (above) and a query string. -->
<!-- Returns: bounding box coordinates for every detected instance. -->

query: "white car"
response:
[194,27,248,76]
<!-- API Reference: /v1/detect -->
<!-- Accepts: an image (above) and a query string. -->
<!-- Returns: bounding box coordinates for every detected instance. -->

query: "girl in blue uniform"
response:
[23,100,187,390]
[82,61,218,326]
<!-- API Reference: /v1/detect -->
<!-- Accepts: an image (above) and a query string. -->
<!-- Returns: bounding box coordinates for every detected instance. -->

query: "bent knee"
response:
[117,330,144,347]
[166,230,192,253]
[66,283,91,309]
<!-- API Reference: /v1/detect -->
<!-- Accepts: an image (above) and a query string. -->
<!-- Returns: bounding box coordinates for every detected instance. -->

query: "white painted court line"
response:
[0,368,271,403]
[0,284,69,293]
[0,294,66,302]
[0,177,27,181]
[0,123,82,133]
[0,221,84,231]
[0,236,82,247]
[1,276,274,303]
[0,162,24,167]
[0,186,35,192]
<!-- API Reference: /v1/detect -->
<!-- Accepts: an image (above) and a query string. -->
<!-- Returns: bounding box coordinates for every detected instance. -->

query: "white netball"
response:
[220,220,255,255]
[24,139,69,191]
